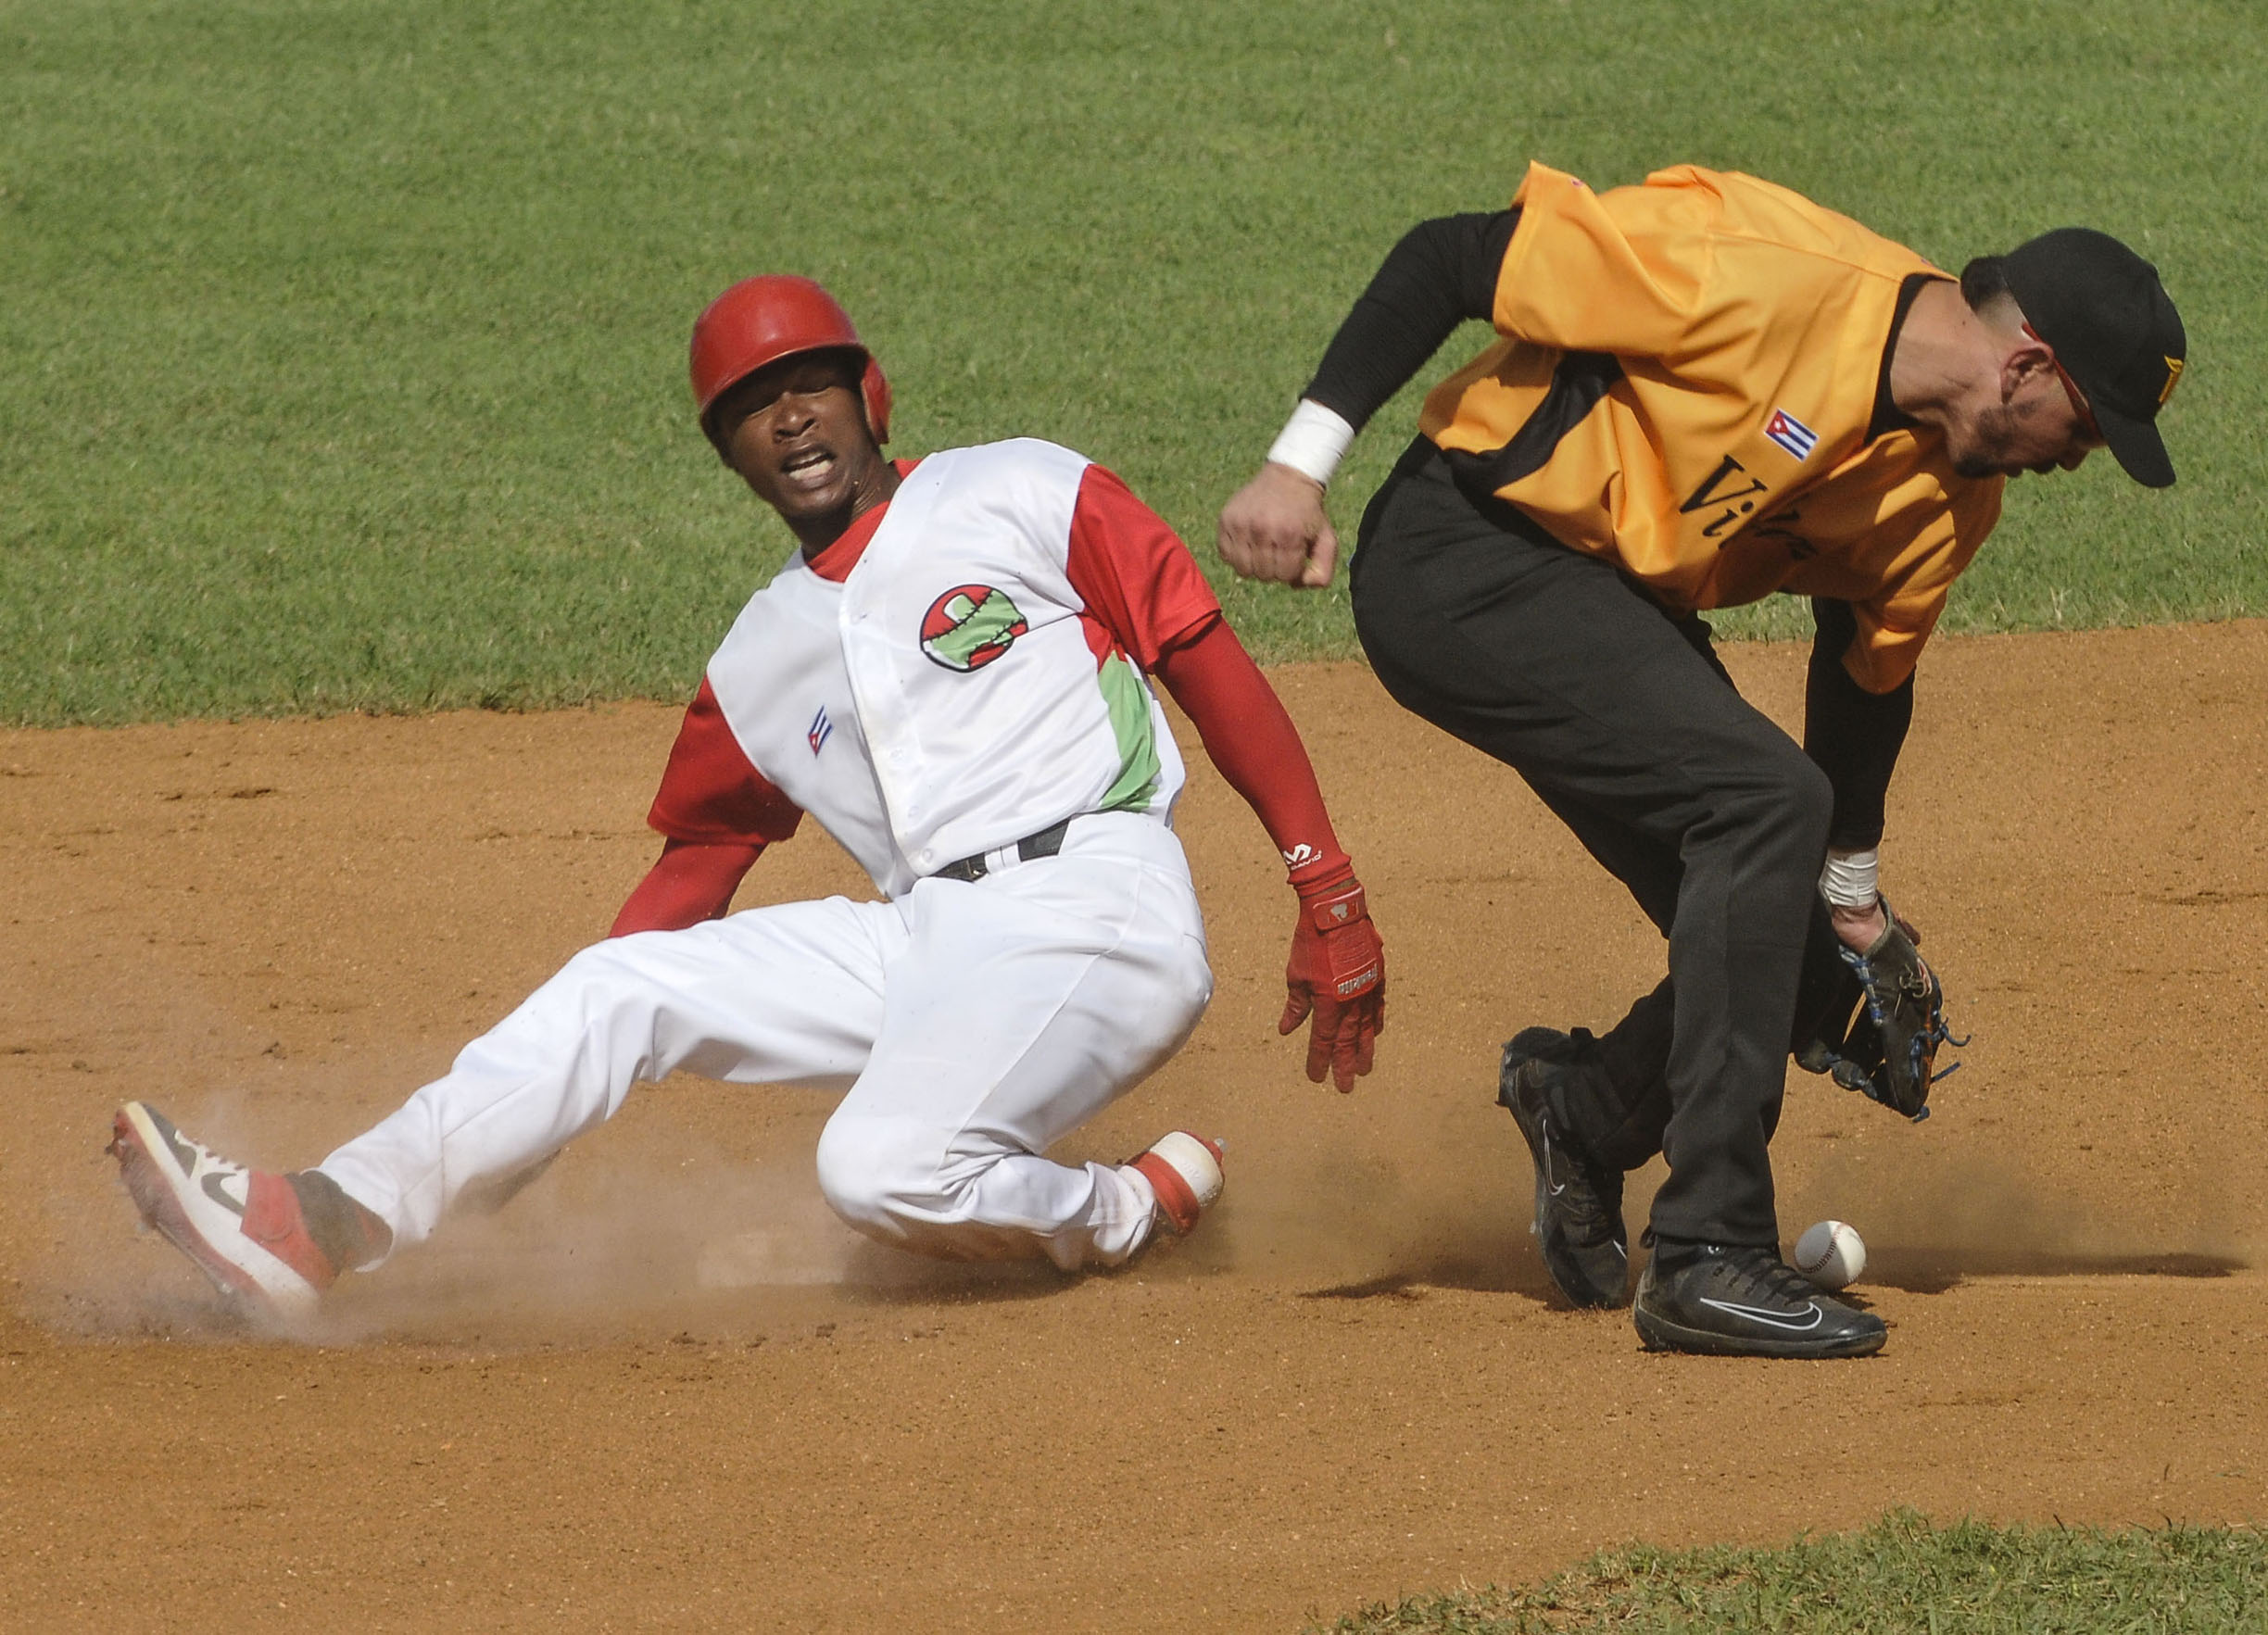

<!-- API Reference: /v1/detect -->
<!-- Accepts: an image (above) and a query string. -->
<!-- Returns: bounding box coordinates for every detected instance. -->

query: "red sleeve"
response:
[647,677,805,846]
[610,837,764,937]
[1149,617,1350,890]
[1064,463,1223,670]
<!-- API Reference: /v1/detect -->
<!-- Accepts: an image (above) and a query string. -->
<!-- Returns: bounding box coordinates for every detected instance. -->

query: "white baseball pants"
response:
[319,813,1213,1270]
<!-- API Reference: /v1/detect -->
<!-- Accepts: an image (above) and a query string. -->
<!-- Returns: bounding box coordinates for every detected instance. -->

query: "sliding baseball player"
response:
[110,275,1387,1320]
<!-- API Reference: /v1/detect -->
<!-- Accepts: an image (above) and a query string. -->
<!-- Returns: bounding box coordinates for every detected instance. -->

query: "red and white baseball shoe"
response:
[108,1102,385,1324]
[1125,1130,1225,1236]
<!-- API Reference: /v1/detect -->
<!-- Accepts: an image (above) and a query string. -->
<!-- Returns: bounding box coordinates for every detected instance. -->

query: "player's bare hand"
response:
[1218,463,1340,588]
[1280,876,1386,1092]
[1831,897,1918,954]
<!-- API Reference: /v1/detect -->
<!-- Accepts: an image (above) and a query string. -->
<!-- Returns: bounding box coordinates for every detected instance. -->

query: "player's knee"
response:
[812,1121,890,1229]
[1167,942,1216,1037]
[1732,741,1833,859]
[1778,757,1832,852]
[813,1115,952,1239]
[1776,753,1834,849]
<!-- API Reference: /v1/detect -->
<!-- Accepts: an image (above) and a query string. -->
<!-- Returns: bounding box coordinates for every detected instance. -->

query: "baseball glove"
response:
[1790,899,1964,1122]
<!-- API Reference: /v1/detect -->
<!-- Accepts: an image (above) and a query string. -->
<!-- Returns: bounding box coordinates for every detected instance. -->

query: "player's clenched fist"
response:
[1280,871,1387,1093]
[1217,462,1341,587]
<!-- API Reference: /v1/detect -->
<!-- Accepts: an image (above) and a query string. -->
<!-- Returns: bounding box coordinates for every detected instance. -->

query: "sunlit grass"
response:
[1318,1511,2268,1633]
[2,0,2259,722]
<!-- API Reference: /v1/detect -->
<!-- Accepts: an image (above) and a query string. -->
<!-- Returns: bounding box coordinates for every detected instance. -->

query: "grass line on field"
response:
[1316,1510,2268,1633]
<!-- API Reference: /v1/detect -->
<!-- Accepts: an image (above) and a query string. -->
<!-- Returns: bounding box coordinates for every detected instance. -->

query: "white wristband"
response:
[1264,399,1356,488]
[1818,848,1880,910]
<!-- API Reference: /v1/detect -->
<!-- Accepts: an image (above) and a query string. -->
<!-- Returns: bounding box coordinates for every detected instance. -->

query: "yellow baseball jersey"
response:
[1420,162,2004,693]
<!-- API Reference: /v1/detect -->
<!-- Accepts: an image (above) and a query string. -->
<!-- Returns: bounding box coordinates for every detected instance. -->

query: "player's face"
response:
[712,352,888,529]
[1949,346,2107,481]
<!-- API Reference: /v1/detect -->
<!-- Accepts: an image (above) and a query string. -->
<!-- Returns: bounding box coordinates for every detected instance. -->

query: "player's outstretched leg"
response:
[319,899,896,1255]
[108,1102,391,1326]
[1496,1029,1628,1308]
[1631,1239,1885,1359]
[115,899,901,1318]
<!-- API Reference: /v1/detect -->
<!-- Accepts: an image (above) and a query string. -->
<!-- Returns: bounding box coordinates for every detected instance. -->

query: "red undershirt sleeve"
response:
[611,677,807,936]
[646,677,806,846]
[1150,616,1350,888]
[1063,463,1222,666]
[609,837,764,937]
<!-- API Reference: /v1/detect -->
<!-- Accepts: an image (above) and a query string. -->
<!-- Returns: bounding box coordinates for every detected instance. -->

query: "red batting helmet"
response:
[688,275,892,444]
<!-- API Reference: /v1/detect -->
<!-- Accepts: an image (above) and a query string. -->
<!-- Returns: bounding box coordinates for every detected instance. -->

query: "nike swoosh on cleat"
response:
[1697,1297,1824,1332]
[202,1170,247,1216]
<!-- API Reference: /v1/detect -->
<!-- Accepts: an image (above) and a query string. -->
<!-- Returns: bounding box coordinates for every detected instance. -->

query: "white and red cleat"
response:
[108,1101,340,1323]
[1126,1130,1225,1236]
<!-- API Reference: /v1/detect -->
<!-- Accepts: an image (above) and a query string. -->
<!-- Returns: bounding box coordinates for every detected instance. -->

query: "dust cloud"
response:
[40,1067,2250,1347]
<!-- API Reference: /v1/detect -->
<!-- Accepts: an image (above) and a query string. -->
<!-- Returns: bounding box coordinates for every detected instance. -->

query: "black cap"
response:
[2001,228,2186,488]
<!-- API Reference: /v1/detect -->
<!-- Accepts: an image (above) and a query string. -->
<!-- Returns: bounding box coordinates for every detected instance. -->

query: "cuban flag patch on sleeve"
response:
[1764,408,1819,462]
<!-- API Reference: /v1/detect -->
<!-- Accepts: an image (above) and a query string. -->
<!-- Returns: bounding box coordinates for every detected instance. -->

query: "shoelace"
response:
[1713,1248,1823,1308]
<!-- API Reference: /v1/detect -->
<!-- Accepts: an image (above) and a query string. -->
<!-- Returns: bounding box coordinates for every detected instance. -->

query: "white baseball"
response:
[1793,1219,1866,1290]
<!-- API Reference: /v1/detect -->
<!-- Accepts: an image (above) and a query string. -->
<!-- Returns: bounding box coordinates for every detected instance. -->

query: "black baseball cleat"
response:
[1497,1028,1628,1308]
[1633,1239,1886,1358]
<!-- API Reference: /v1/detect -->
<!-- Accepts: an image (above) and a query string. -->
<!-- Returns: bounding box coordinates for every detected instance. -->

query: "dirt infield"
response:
[6,623,2266,1632]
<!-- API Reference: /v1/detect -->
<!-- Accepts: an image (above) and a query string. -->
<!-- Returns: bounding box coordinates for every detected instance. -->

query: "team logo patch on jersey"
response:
[920,585,1028,673]
[1764,408,1819,462]
[807,706,833,756]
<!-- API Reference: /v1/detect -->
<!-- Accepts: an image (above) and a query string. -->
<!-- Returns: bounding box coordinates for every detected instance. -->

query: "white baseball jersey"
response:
[648,439,1223,893]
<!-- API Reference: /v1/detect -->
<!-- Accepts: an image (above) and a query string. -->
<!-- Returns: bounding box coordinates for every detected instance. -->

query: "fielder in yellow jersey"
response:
[1220,162,2186,1358]
[1425,164,2008,694]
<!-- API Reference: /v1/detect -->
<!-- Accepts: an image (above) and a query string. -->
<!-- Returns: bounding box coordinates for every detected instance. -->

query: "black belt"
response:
[931,817,1073,884]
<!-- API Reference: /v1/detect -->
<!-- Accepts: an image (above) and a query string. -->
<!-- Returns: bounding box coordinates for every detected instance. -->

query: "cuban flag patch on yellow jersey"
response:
[1764,407,1819,461]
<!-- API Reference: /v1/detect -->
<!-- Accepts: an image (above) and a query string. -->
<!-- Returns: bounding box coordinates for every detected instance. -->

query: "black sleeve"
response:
[1301,210,1519,432]
[1802,598,1913,851]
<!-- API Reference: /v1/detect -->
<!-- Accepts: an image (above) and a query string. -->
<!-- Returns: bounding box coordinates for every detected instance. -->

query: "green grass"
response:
[1317,1513,2268,1633]
[3,0,2263,723]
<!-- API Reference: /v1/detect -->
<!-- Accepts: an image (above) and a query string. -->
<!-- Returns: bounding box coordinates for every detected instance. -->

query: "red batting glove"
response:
[1281,871,1386,1093]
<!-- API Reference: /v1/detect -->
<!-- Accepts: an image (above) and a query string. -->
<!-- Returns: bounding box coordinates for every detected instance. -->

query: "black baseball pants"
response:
[1348,441,1831,1247]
